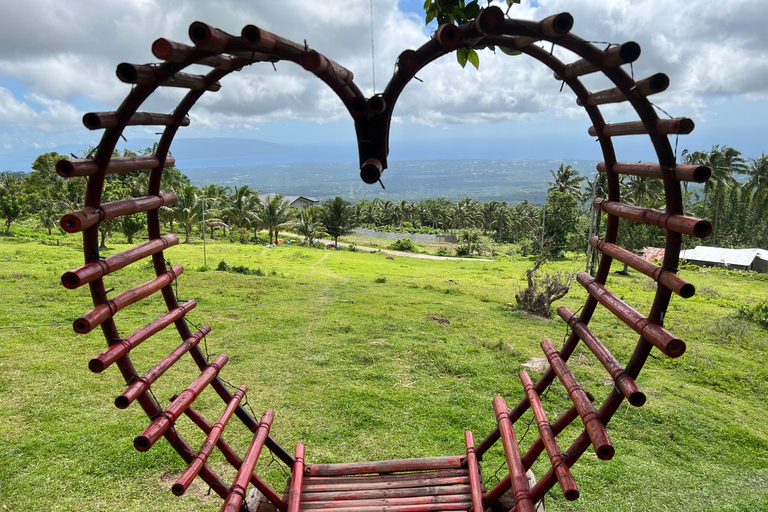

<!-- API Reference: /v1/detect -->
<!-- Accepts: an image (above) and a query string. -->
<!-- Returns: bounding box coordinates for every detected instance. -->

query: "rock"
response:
[425,316,450,325]
[386,256,395,260]
[492,469,545,512]
[247,487,278,512]
[521,357,550,373]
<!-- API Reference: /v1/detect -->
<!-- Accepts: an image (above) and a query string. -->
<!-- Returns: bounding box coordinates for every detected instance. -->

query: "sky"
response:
[0,0,767,172]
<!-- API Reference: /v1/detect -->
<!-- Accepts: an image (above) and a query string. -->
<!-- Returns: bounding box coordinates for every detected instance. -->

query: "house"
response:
[679,246,768,273]
[258,193,319,210]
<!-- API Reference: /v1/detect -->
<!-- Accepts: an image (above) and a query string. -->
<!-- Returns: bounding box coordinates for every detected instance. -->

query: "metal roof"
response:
[679,246,762,267]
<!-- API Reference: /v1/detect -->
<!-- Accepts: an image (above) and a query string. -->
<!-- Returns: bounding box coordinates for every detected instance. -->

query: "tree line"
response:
[1,145,766,256]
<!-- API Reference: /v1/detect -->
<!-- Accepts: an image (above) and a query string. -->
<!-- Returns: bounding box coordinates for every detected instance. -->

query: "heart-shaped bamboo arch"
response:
[56,6,712,512]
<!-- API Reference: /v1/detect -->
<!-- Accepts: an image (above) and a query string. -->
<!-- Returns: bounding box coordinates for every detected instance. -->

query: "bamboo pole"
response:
[464,432,485,512]
[304,470,468,485]
[307,456,465,477]
[173,386,247,495]
[588,118,695,137]
[301,495,472,510]
[60,193,177,233]
[301,485,472,503]
[116,63,221,91]
[302,476,470,493]
[63,234,178,289]
[82,112,190,130]
[115,325,209,409]
[492,396,535,512]
[134,353,228,451]
[57,155,176,178]
[557,306,645,406]
[220,409,276,512]
[519,371,579,500]
[577,73,669,106]
[592,197,712,238]
[286,443,306,512]
[577,272,686,357]
[597,161,710,183]
[541,339,614,460]
[554,42,640,79]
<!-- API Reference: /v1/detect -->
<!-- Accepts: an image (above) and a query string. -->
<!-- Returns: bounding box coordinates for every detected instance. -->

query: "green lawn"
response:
[1,237,767,511]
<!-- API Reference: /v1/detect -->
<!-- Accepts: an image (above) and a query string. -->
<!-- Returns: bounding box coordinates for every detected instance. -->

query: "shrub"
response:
[199,264,211,272]
[436,247,449,256]
[739,302,768,330]
[455,246,469,257]
[390,238,416,252]
[348,244,357,252]
[217,260,230,271]
[375,276,387,283]
[515,258,574,318]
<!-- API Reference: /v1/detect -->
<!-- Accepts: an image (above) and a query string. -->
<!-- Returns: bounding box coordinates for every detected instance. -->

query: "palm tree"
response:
[491,203,513,238]
[291,206,326,243]
[174,185,201,243]
[259,194,295,244]
[222,186,259,231]
[37,204,60,235]
[746,154,768,247]
[547,163,585,197]
[625,175,663,208]
[320,197,356,247]
[451,197,481,230]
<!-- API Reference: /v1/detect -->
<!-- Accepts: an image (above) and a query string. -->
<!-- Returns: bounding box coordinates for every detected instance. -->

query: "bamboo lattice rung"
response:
[115,325,209,409]
[593,197,712,238]
[60,193,177,233]
[577,73,669,106]
[116,63,221,91]
[588,118,695,137]
[554,42,640,79]
[589,236,695,297]
[493,397,536,512]
[597,161,711,183]
[56,155,177,178]
[134,353,229,452]
[540,339,614,460]
[82,111,190,130]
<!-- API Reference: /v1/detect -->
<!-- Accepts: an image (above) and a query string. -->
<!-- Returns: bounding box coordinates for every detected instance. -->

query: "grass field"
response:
[1,236,767,512]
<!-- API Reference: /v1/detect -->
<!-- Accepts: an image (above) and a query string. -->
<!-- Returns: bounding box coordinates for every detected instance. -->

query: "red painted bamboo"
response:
[435,23,461,48]
[307,456,465,477]
[519,371,578,500]
[300,504,471,512]
[304,470,468,485]
[597,161,710,183]
[173,385,247,495]
[115,324,208,409]
[588,118,695,137]
[470,5,505,37]
[89,300,196,373]
[302,476,470,493]
[301,495,472,510]
[134,353,228,452]
[82,112,190,130]
[589,236,694,298]
[593,197,711,238]
[60,193,177,233]
[513,13,573,48]
[492,397,535,512]
[286,443,306,512]
[63,234,178,289]
[481,403,586,511]
[557,306,645,406]
[241,24,306,54]
[464,432,484,512]
[56,155,176,178]
[577,73,668,106]
[116,63,221,91]
[300,50,354,83]
[301,485,472,503]
[540,339,614,460]
[555,42,640,79]
[577,272,686,358]
[220,409,276,512]
[75,264,184,335]
[181,405,287,511]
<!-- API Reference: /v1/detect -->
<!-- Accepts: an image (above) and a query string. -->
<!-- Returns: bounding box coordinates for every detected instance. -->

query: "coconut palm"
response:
[222,185,259,231]
[174,185,201,243]
[259,194,295,244]
[546,163,585,197]
[291,206,326,243]
[745,153,768,246]
[451,197,482,230]
[320,196,356,247]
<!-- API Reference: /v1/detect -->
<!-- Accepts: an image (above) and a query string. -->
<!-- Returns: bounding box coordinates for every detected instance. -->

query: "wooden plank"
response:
[296,503,470,512]
[304,469,468,485]
[301,495,471,510]
[302,476,470,493]
[301,485,472,503]
[307,457,464,477]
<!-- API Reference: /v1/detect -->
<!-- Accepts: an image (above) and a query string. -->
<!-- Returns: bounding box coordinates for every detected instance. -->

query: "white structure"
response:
[258,193,319,209]
[679,246,768,273]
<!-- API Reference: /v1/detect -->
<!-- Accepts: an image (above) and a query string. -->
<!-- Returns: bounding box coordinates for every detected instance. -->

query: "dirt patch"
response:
[159,471,218,504]
[521,357,549,373]
[369,338,389,345]
[425,316,450,325]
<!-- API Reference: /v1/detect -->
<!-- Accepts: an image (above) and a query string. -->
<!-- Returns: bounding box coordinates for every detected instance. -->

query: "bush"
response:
[375,276,387,283]
[390,238,416,252]
[455,246,469,257]
[199,264,211,272]
[739,302,768,330]
[217,260,231,271]
[348,244,357,252]
[515,258,574,318]
[436,247,449,256]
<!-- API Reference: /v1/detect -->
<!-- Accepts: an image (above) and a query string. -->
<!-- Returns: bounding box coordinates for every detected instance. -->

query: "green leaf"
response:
[456,48,469,68]
[506,0,521,5]
[467,48,480,69]
[500,46,521,56]
[464,1,480,19]
[423,0,432,10]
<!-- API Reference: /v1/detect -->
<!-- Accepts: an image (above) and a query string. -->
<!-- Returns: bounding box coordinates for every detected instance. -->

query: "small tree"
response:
[121,214,146,244]
[291,206,325,243]
[1,195,25,234]
[320,197,356,247]
[515,257,574,318]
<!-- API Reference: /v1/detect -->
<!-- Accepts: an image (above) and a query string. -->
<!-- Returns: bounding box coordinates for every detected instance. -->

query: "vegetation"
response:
[0,240,766,512]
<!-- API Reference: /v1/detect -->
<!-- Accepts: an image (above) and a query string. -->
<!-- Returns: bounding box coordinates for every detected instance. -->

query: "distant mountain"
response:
[180,158,602,205]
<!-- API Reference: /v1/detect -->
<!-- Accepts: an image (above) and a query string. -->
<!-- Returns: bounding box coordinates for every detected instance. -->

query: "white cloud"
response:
[0,0,766,149]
